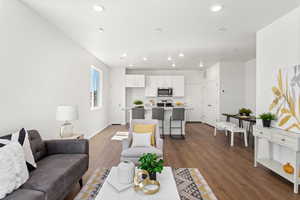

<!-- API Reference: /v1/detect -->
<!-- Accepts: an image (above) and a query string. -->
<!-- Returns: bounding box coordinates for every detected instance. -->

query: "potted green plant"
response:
[133,100,144,108]
[138,153,164,181]
[239,108,252,116]
[259,112,276,128]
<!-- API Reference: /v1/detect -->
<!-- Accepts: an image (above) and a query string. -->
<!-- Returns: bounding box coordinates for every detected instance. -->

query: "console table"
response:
[253,126,300,193]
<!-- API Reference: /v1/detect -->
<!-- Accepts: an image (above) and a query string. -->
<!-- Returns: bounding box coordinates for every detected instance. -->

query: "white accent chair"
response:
[214,121,248,147]
[226,125,248,147]
[214,121,235,136]
[121,119,163,165]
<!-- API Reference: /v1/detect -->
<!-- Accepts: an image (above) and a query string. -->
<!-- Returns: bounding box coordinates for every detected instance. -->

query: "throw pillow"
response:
[0,140,29,199]
[131,132,152,147]
[6,128,37,170]
[133,124,156,146]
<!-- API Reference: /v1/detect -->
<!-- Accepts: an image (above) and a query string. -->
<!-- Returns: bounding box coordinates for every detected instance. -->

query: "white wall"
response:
[219,62,245,115]
[125,69,205,122]
[203,62,247,124]
[204,63,220,81]
[109,68,126,125]
[0,0,110,139]
[244,59,256,113]
[257,7,300,116]
[257,7,300,163]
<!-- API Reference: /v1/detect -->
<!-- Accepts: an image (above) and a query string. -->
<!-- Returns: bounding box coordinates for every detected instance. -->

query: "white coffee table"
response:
[95,167,180,200]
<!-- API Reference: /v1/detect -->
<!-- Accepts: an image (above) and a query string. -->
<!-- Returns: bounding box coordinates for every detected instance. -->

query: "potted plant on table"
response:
[239,108,252,116]
[133,100,144,108]
[259,112,276,128]
[138,153,164,181]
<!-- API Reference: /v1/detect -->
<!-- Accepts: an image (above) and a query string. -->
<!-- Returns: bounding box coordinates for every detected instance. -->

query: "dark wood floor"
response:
[65,123,300,200]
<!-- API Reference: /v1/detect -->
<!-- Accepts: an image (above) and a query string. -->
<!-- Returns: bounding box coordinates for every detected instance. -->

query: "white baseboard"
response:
[84,123,111,140]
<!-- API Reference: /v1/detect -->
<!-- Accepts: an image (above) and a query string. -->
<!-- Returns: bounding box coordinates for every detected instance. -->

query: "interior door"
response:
[203,80,219,126]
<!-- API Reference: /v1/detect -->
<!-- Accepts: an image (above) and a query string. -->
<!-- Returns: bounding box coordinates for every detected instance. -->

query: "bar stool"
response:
[152,107,165,138]
[170,108,185,139]
[131,107,145,120]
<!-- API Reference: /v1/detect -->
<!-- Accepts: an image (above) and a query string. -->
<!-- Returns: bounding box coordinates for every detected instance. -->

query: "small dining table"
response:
[222,113,257,148]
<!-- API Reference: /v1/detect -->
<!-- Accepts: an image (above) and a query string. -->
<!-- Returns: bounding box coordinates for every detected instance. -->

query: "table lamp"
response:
[56,105,78,138]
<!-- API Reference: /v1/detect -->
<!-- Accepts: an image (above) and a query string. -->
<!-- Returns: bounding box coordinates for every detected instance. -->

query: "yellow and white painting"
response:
[269,65,300,132]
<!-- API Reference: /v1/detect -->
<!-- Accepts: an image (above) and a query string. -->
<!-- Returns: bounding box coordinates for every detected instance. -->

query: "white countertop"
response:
[123,106,193,111]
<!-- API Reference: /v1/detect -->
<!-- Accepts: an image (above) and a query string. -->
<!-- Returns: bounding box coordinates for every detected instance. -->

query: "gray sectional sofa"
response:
[0,130,89,200]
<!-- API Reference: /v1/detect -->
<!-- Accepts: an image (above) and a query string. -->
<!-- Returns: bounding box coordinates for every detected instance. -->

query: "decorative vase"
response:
[283,163,294,174]
[262,119,271,128]
[117,161,135,184]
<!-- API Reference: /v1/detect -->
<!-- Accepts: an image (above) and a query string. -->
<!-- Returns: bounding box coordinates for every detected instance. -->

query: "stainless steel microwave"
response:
[157,88,173,97]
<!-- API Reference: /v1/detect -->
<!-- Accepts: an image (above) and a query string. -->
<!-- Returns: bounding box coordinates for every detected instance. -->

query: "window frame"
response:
[90,65,103,111]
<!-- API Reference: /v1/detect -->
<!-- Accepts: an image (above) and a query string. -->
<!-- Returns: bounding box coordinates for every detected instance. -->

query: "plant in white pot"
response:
[133,100,144,108]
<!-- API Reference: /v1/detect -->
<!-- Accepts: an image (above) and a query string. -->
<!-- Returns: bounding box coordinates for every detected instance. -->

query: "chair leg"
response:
[161,120,164,138]
[79,178,83,188]
[180,120,183,137]
[169,118,172,136]
[181,121,185,139]
[214,127,217,136]
[244,131,248,147]
[230,132,234,147]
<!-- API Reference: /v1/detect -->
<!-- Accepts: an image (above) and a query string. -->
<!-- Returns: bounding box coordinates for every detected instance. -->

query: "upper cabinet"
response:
[125,75,145,88]
[172,76,185,97]
[145,75,185,97]
[145,76,157,97]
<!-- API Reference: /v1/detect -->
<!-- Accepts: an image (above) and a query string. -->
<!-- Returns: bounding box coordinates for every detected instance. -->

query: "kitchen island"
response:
[124,106,193,136]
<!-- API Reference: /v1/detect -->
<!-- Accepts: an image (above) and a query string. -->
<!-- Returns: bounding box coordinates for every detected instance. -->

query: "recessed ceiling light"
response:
[210,4,223,12]
[94,4,105,12]
[120,53,127,59]
[143,57,148,61]
[179,53,184,57]
[218,27,227,32]
[199,62,204,67]
[172,63,176,67]
[99,27,104,32]
[154,28,163,32]
[167,56,172,61]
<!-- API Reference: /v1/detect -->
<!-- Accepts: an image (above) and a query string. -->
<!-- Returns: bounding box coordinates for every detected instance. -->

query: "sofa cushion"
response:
[3,189,45,200]
[27,130,47,163]
[133,124,156,146]
[121,147,163,158]
[22,154,88,200]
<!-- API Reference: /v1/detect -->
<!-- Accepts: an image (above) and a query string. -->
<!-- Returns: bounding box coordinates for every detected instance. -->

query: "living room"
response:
[1,0,300,200]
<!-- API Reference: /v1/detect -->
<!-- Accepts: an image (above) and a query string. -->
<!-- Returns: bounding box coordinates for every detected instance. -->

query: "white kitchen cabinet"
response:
[145,75,184,97]
[172,76,185,97]
[145,76,157,97]
[125,75,145,88]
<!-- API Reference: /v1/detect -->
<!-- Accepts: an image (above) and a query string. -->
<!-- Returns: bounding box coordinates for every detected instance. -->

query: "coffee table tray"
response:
[95,167,180,200]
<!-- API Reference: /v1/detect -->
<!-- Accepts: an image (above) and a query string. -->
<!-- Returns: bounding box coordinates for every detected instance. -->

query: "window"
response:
[90,65,103,110]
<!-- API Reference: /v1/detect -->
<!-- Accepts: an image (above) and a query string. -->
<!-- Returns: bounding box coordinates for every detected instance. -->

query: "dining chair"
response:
[226,125,248,147]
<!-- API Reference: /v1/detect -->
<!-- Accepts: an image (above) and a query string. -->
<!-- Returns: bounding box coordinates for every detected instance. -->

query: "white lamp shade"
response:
[56,106,78,121]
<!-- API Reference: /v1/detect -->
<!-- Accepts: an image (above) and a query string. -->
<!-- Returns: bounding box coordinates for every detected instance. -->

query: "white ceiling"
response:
[21,0,300,69]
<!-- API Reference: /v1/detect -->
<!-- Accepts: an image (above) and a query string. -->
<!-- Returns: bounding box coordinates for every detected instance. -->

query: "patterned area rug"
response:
[75,168,217,200]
